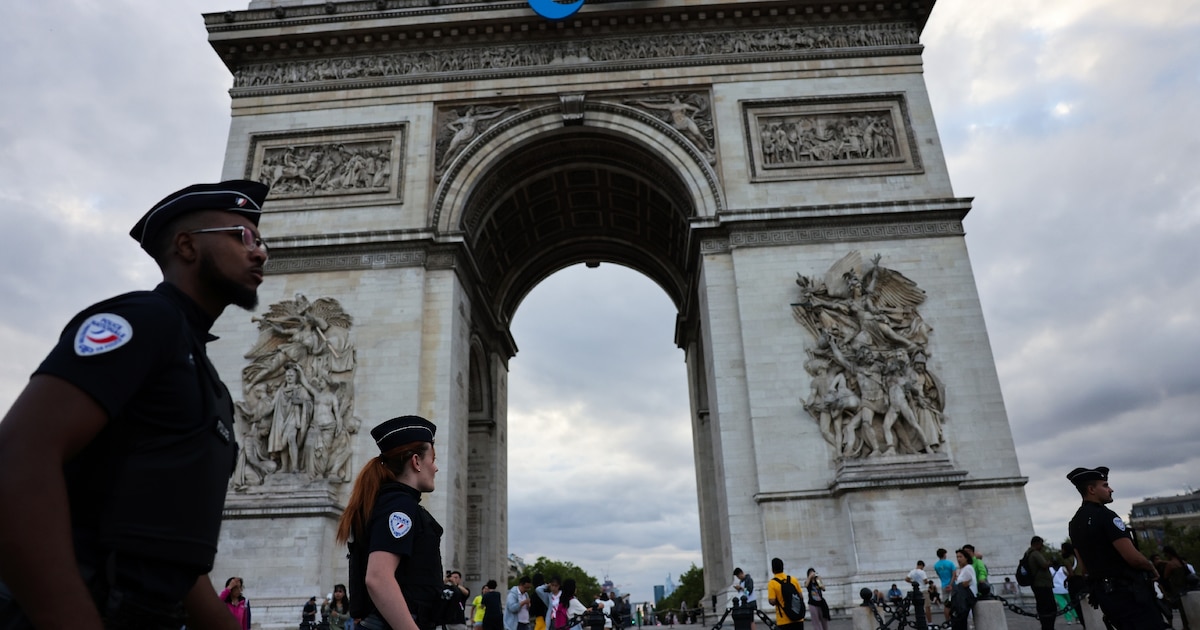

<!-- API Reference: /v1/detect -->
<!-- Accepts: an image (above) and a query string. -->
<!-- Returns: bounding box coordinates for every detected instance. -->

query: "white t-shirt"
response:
[601,600,614,628]
[907,568,927,586]
[956,564,977,597]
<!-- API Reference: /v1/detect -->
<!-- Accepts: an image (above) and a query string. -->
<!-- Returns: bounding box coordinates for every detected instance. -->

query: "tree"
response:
[514,556,602,601]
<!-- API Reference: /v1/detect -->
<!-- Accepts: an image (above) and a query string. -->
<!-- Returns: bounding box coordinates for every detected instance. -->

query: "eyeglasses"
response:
[188,226,268,254]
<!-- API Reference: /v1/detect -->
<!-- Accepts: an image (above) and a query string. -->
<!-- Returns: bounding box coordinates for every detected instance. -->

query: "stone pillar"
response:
[685,335,729,603]
[694,253,759,591]
[972,600,1006,630]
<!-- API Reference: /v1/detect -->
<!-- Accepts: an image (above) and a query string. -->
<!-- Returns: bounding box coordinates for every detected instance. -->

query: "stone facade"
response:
[202,0,1033,624]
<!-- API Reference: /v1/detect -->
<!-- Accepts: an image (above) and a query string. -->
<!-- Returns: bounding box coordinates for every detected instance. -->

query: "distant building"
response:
[654,585,665,604]
[508,553,528,581]
[1129,488,1200,544]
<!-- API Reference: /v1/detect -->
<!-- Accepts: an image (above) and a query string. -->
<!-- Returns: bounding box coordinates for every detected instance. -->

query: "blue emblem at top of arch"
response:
[528,0,585,20]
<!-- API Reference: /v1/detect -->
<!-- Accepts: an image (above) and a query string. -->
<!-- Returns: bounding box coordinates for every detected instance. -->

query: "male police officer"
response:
[1066,466,1164,629]
[0,181,270,629]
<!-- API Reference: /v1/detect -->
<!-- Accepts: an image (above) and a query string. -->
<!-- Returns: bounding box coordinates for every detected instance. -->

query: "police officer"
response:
[1066,466,1164,629]
[0,180,270,629]
[336,416,444,630]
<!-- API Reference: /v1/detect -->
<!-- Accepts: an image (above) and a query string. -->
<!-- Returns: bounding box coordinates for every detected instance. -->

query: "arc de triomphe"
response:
[202,0,1034,619]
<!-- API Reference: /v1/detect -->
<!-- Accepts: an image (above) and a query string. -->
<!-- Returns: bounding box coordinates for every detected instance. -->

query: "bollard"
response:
[850,606,876,630]
[910,582,927,630]
[730,598,755,630]
[971,599,1007,630]
[1182,591,1200,629]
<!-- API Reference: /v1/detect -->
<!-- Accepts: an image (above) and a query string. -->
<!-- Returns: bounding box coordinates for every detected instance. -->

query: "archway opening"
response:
[507,263,699,603]
[458,126,708,603]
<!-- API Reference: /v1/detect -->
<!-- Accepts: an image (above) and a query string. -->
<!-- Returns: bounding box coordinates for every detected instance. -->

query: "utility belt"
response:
[1087,573,1155,605]
[0,557,188,630]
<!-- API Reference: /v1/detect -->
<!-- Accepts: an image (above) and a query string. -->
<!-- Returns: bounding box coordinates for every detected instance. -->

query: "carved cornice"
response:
[695,199,971,252]
[226,22,920,96]
[728,218,963,248]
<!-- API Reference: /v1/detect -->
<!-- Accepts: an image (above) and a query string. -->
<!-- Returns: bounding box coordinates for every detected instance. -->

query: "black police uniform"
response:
[349,481,445,630]
[35,282,238,621]
[1068,500,1163,629]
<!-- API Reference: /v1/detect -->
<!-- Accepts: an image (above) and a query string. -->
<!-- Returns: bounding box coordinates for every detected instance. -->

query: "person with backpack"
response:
[1025,536,1056,630]
[767,558,806,630]
[555,579,588,630]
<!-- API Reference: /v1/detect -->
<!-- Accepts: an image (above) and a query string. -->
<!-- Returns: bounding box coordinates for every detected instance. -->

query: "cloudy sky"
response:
[2,0,1198,604]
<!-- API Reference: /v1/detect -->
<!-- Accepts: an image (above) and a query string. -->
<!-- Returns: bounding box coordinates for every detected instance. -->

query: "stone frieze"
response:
[232,22,919,91]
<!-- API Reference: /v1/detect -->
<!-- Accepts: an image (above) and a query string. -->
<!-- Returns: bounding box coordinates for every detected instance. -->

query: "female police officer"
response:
[336,416,444,630]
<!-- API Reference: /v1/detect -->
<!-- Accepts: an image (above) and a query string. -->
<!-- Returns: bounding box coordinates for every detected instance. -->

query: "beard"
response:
[198,250,260,311]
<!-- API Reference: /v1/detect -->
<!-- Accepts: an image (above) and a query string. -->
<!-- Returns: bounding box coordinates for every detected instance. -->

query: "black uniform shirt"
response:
[35,282,237,598]
[352,482,444,624]
[1068,500,1134,580]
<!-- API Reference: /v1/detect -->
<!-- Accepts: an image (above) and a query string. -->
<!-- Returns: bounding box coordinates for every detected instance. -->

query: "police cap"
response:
[1066,466,1109,487]
[129,180,269,251]
[371,415,436,453]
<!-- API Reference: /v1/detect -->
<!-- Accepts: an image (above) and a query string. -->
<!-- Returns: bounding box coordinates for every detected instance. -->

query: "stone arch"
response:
[433,100,724,237]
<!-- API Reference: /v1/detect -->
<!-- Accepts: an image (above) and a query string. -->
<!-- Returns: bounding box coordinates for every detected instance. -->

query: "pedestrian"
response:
[1051,561,1077,625]
[506,576,533,630]
[732,568,758,630]
[1060,542,1087,628]
[905,561,928,592]
[1066,466,1163,629]
[1026,536,1056,630]
[0,180,270,629]
[804,568,829,630]
[337,415,443,630]
[766,558,805,630]
[558,579,589,630]
[324,584,353,630]
[220,577,252,629]
[472,581,493,630]
[933,548,957,622]
[530,574,549,630]
[949,548,977,630]
[439,571,471,630]
[483,580,504,630]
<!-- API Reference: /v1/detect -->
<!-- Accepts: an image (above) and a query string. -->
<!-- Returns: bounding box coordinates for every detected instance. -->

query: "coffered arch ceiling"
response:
[460,129,696,326]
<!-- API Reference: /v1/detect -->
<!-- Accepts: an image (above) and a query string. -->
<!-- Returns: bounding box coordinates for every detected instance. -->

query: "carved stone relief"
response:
[435,104,523,180]
[624,92,716,164]
[232,294,360,491]
[743,94,922,181]
[246,124,405,209]
[232,23,920,91]
[791,252,945,459]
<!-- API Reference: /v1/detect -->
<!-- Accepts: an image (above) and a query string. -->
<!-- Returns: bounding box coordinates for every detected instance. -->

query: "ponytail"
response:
[335,441,430,545]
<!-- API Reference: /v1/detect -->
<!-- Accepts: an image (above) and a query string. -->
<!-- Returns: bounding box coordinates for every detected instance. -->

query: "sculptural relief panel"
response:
[232,294,361,491]
[792,252,946,460]
[246,125,406,210]
[743,94,922,181]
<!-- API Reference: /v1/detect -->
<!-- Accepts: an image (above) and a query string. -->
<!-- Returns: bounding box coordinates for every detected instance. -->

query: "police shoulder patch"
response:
[74,313,133,356]
[1113,516,1126,531]
[390,511,413,538]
